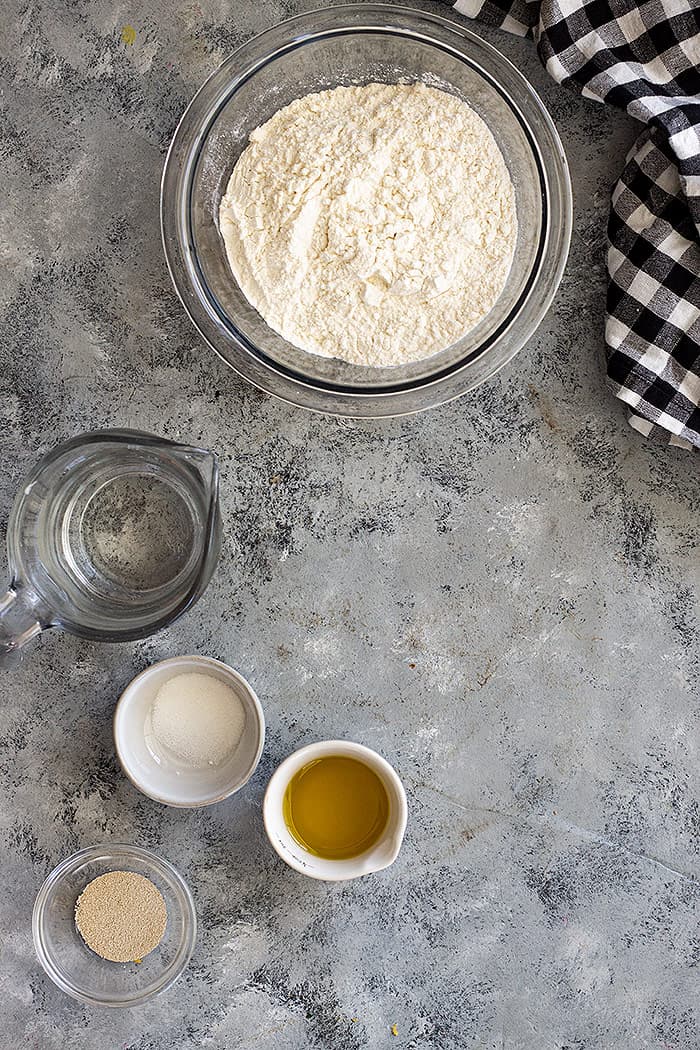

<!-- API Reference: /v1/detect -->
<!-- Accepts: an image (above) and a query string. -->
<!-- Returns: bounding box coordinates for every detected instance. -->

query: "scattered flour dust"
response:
[218,83,517,368]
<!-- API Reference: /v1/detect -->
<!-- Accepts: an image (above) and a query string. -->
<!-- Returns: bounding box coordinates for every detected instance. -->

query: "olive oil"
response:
[283,755,389,860]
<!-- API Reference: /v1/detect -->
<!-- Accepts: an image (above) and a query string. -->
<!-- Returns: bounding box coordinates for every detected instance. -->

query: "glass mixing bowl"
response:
[161,3,572,417]
[33,844,196,1007]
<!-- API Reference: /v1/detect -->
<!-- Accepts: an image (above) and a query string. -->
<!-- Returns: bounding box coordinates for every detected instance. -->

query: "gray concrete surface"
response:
[1,1,699,1047]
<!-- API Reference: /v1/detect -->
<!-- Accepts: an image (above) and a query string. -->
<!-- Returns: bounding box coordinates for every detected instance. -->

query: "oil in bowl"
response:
[283,755,389,860]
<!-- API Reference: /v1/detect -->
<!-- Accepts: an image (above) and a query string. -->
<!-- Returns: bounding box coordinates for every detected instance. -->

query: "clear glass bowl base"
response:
[32,844,197,1008]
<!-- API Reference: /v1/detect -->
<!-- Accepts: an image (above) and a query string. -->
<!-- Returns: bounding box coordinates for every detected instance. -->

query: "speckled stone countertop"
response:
[1,2,698,1048]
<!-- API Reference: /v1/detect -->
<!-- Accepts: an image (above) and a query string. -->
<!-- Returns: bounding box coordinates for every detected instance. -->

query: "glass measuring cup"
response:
[0,430,221,668]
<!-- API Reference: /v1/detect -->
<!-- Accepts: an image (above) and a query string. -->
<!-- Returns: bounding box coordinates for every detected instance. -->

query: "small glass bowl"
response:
[32,844,196,1008]
[161,3,572,417]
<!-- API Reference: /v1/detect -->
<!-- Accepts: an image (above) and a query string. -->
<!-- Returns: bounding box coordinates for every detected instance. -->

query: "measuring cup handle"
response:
[0,587,44,670]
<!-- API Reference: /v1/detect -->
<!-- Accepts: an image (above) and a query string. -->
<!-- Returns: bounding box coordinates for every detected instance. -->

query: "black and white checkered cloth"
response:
[447,0,700,449]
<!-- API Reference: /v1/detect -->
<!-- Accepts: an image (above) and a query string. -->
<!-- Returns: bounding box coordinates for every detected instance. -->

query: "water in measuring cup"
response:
[16,441,216,637]
[0,431,220,665]
[77,473,195,592]
[41,466,204,624]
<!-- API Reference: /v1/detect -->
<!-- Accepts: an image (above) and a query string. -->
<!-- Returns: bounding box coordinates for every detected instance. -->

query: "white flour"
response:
[219,83,517,368]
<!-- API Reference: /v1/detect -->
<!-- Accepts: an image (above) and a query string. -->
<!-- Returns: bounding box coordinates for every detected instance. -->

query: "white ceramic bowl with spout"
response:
[263,740,408,881]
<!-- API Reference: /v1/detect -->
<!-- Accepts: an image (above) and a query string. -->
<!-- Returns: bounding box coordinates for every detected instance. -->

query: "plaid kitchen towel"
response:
[447,0,700,449]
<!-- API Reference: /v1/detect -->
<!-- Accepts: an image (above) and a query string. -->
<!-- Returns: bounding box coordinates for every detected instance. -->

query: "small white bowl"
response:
[263,740,408,881]
[114,655,265,807]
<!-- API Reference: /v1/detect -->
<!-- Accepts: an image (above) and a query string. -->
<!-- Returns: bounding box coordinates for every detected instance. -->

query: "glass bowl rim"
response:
[32,842,197,1008]
[161,2,573,416]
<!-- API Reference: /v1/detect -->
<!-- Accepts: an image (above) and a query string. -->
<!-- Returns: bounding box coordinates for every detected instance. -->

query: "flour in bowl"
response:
[218,83,517,368]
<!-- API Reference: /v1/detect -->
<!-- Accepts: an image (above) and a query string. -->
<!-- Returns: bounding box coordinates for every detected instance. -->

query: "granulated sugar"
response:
[150,672,245,767]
